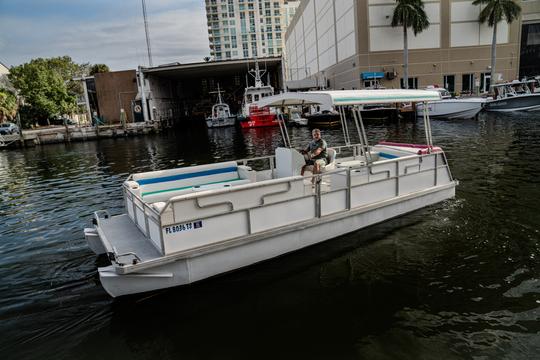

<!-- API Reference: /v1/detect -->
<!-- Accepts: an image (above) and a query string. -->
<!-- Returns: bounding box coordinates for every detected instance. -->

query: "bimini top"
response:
[255,89,441,107]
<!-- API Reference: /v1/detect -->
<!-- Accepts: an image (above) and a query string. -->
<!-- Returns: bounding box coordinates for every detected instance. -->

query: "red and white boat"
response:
[238,61,280,128]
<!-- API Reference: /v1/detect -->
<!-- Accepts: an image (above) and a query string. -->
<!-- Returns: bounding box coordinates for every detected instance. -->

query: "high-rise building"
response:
[205,0,300,61]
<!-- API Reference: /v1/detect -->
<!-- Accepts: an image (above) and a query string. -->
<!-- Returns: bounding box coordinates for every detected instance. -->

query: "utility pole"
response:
[142,0,153,67]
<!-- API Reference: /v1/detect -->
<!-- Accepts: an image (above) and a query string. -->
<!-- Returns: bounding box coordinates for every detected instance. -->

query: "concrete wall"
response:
[94,70,138,124]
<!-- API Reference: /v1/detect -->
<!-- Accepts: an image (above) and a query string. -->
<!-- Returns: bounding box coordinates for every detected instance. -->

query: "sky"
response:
[0,0,210,71]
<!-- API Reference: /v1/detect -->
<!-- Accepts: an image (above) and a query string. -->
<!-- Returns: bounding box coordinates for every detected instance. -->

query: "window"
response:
[480,72,491,93]
[443,75,455,93]
[462,73,474,93]
[400,77,418,89]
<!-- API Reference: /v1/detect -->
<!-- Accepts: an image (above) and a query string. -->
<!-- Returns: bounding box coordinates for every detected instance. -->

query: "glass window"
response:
[443,75,455,93]
[462,74,473,93]
[400,77,418,89]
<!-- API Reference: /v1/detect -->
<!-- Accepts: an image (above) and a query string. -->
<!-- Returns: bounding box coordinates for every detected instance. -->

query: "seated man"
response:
[301,128,328,179]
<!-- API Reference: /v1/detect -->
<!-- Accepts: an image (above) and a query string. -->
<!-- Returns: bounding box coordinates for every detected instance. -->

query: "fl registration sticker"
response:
[165,220,203,234]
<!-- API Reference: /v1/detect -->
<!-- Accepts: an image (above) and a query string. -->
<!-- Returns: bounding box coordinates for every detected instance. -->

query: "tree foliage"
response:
[391,0,430,35]
[473,0,521,27]
[89,63,110,75]
[7,56,110,124]
[0,89,17,122]
[8,57,77,122]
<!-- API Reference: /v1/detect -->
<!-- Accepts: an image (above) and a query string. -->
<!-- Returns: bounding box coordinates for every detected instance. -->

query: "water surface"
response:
[1,114,539,359]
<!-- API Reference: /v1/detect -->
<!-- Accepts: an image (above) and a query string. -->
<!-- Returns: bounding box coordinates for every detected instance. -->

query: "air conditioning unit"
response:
[386,71,396,80]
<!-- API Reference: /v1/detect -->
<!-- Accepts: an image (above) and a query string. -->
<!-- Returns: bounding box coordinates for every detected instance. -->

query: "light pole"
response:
[142,0,153,67]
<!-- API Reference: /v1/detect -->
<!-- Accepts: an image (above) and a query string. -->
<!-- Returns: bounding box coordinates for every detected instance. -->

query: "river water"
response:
[1,114,539,359]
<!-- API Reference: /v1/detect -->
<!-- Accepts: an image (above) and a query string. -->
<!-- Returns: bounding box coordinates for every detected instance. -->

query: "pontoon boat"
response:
[85,89,457,297]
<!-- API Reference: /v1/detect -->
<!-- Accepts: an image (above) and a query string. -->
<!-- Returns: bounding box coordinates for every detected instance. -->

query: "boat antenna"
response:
[141,0,153,67]
[249,58,266,88]
[209,83,224,103]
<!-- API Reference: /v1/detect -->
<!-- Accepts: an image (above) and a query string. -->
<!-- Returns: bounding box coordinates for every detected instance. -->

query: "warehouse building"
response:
[285,0,540,93]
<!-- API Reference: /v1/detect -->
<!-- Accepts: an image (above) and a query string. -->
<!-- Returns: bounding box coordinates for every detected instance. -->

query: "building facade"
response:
[205,0,300,60]
[285,0,540,93]
[0,61,9,75]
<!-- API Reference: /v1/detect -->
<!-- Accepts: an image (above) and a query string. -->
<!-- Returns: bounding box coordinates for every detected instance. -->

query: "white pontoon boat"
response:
[85,89,457,297]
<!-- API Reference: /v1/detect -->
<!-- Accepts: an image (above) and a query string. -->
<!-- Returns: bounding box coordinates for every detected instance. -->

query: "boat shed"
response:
[138,57,284,125]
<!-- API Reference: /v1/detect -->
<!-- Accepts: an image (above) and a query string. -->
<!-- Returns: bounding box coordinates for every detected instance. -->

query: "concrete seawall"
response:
[1,122,160,148]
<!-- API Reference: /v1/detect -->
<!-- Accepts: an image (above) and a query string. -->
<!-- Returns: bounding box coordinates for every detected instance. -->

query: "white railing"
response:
[119,147,454,257]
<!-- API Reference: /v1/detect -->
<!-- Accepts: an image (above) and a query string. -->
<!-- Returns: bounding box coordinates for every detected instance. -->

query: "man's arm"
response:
[310,140,326,157]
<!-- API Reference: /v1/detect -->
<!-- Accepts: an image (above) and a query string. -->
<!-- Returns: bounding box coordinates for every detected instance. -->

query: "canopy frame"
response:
[255,90,440,157]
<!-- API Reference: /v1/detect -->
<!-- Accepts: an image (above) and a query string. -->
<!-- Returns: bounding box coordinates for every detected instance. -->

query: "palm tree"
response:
[391,0,430,89]
[472,0,521,91]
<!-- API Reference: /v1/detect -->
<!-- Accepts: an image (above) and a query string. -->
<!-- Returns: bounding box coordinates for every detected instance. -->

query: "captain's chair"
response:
[275,147,336,178]
[322,148,337,172]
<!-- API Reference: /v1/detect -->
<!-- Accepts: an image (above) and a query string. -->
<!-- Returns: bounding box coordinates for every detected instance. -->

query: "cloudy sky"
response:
[0,0,210,70]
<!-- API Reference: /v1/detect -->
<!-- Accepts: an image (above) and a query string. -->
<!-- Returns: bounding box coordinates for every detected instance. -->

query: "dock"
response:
[0,122,160,148]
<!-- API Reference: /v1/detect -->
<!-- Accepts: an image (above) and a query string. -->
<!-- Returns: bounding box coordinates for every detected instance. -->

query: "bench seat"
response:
[126,161,256,204]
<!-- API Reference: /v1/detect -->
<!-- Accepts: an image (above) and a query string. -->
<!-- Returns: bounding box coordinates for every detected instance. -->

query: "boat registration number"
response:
[165,220,203,234]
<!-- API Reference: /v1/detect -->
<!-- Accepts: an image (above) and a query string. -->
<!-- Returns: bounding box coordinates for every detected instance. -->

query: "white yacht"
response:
[205,84,236,128]
[484,80,540,112]
[84,89,457,297]
[416,87,486,120]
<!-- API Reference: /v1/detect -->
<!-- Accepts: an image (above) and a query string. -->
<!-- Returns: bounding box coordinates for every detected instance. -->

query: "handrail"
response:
[119,149,453,259]
[157,158,452,234]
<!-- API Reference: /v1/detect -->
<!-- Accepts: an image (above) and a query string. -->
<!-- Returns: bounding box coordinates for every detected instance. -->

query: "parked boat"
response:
[289,110,308,126]
[415,87,485,120]
[238,61,280,128]
[305,109,341,128]
[84,89,456,297]
[205,84,236,128]
[484,80,540,112]
[361,104,398,120]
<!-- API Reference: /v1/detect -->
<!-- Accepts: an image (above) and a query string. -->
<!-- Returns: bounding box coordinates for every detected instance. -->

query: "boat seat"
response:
[127,162,256,204]
[303,148,337,174]
[322,148,337,172]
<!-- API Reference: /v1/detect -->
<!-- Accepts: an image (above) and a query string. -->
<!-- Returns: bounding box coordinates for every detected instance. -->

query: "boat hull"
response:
[361,107,398,120]
[416,99,485,119]
[206,116,236,128]
[97,183,455,297]
[239,114,280,128]
[484,94,540,112]
[305,114,341,128]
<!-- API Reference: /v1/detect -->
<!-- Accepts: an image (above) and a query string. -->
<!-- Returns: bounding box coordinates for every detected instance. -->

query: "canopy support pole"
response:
[422,101,433,152]
[338,106,351,146]
[277,101,291,148]
[352,106,371,164]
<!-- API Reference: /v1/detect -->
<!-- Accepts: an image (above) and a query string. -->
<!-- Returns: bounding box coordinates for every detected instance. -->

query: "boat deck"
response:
[100,214,161,261]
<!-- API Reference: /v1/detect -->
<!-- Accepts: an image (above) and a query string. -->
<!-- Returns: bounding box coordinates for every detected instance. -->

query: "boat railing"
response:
[120,146,454,258]
[144,151,454,255]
